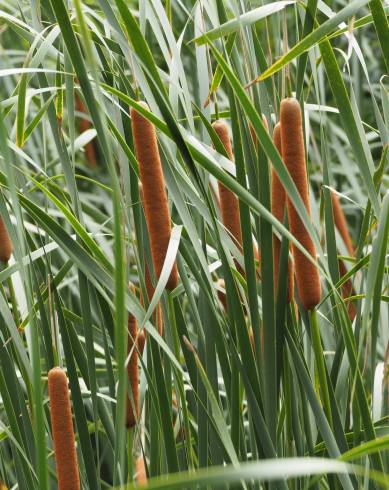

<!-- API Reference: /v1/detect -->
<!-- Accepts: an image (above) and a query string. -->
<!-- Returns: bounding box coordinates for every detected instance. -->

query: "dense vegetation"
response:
[0,0,388,488]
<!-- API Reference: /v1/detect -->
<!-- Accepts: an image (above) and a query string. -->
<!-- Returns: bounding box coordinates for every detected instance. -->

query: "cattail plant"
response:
[280,98,321,310]
[48,367,80,490]
[271,123,294,302]
[127,285,140,428]
[138,183,164,336]
[212,120,243,248]
[212,120,246,275]
[331,191,356,320]
[0,217,12,263]
[331,192,354,256]
[75,94,97,167]
[137,330,146,356]
[131,103,178,290]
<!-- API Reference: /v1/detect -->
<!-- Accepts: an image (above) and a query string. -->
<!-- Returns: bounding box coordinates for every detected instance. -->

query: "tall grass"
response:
[0,0,388,489]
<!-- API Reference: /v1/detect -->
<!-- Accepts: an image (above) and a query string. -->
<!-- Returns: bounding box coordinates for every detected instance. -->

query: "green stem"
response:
[7,273,20,327]
[309,309,333,430]
[127,427,133,484]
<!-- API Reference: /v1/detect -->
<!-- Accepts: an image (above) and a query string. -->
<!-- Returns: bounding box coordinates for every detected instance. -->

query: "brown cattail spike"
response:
[48,367,80,490]
[212,120,243,272]
[0,217,12,263]
[331,192,354,256]
[127,285,140,428]
[271,123,294,303]
[131,103,178,290]
[137,330,146,356]
[331,191,356,320]
[280,98,321,310]
[75,95,97,167]
[212,120,242,246]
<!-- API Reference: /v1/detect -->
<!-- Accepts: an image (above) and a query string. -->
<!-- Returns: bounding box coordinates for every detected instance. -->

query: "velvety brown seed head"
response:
[48,367,80,490]
[135,456,147,486]
[330,191,356,320]
[131,102,178,290]
[137,330,146,356]
[75,95,97,167]
[126,285,140,428]
[280,98,321,310]
[331,192,354,256]
[0,217,12,263]
[271,123,294,303]
[212,120,242,248]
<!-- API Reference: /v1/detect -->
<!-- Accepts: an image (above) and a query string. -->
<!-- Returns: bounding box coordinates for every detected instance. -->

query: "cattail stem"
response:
[127,427,134,482]
[309,310,333,428]
[48,367,80,490]
[280,98,321,310]
[131,103,178,290]
[271,123,294,303]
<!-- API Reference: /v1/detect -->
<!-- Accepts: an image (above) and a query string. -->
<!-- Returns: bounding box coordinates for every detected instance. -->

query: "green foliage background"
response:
[0,0,388,488]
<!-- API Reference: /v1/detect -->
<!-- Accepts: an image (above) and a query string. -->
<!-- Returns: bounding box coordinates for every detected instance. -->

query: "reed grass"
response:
[0,1,387,488]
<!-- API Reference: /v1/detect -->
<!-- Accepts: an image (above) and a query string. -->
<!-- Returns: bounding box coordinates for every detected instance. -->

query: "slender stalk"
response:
[309,310,333,430]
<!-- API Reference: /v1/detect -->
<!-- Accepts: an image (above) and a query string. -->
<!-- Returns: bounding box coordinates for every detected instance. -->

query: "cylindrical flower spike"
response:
[131,102,178,290]
[271,123,294,302]
[126,285,140,428]
[137,330,146,356]
[331,192,354,256]
[280,98,321,310]
[331,191,356,320]
[48,367,80,490]
[0,217,12,263]
[212,120,243,248]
